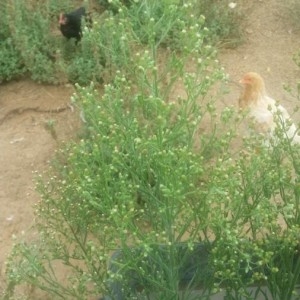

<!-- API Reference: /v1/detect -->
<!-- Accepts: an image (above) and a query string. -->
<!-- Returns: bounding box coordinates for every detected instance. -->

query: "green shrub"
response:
[0,1,24,81]
[0,39,24,82]
[8,0,63,83]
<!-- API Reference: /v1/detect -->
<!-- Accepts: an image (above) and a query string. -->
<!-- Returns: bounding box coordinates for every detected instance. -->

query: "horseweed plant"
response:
[4,4,226,298]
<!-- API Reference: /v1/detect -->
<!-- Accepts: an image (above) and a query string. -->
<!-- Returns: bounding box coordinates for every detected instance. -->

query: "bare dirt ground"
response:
[220,0,300,116]
[1,0,300,298]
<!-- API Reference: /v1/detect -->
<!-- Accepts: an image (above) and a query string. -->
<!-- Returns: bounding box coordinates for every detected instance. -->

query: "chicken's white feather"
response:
[239,72,300,145]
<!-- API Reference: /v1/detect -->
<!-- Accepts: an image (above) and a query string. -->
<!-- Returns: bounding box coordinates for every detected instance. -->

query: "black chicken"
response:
[59,7,91,44]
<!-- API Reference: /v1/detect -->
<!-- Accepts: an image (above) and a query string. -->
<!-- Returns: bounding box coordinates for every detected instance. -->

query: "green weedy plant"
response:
[262,234,300,300]
[3,2,227,298]
[208,126,300,299]
[0,1,24,82]
[126,0,186,47]
[97,0,132,13]
[7,0,62,83]
[65,11,132,85]
[0,38,25,82]
[65,23,106,85]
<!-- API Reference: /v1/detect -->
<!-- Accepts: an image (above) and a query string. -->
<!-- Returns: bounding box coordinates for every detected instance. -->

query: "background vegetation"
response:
[0,0,243,85]
[1,0,300,299]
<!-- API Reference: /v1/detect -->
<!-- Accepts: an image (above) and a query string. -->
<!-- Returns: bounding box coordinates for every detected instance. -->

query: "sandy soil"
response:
[1,0,300,298]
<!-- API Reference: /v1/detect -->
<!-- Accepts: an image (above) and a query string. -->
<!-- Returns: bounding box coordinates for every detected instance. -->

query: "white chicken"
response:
[239,72,300,145]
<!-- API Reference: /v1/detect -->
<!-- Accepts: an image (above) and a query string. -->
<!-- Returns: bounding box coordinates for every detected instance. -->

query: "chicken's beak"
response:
[59,13,67,25]
[239,78,246,84]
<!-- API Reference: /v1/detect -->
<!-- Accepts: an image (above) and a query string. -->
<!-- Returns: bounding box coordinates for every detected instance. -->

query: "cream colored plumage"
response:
[239,72,300,145]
